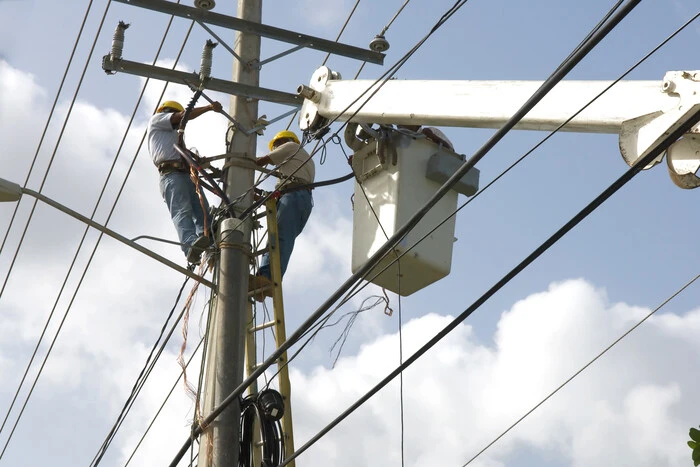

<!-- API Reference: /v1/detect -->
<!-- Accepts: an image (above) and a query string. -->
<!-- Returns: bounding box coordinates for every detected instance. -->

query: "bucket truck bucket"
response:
[350,132,479,296]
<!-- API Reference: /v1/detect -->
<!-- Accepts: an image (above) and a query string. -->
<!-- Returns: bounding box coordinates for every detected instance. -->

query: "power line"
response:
[462,272,700,466]
[281,105,700,467]
[123,335,206,466]
[174,0,656,463]
[166,1,504,463]
[0,5,187,440]
[0,19,197,460]
[379,0,412,37]
[321,6,700,320]
[0,0,96,258]
[0,0,114,301]
[90,275,191,466]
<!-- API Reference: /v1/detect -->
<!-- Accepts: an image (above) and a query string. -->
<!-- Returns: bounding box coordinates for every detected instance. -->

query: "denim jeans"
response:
[159,171,210,254]
[259,189,313,279]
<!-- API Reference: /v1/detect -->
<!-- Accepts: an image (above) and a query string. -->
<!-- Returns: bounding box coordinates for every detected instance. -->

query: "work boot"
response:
[186,235,210,264]
[248,274,273,302]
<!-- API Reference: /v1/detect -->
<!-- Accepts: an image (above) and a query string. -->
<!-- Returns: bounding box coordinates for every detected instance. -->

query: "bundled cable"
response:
[239,389,286,467]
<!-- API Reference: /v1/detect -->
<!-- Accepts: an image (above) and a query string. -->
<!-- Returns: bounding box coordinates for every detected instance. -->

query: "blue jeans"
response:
[159,171,210,254]
[259,190,313,279]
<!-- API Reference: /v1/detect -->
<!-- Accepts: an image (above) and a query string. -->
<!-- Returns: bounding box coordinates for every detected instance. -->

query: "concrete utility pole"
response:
[198,0,261,465]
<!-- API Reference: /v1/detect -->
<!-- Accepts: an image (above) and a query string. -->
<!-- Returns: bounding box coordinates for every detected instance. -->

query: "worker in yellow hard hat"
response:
[147,98,223,264]
[251,130,315,299]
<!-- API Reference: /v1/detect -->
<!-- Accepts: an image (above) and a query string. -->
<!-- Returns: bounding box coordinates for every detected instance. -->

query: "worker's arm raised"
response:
[170,101,222,126]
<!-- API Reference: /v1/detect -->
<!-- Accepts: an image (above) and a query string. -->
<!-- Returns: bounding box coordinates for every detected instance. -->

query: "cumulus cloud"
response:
[290,279,700,467]
[2,60,698,467]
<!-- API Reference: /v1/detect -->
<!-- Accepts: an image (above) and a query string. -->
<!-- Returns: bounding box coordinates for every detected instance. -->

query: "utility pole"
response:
[198,0,261,465]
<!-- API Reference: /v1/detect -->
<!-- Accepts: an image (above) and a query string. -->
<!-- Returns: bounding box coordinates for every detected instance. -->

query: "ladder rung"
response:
[247,284,273,298]
[249,320,277,333]
[253,211,267,221]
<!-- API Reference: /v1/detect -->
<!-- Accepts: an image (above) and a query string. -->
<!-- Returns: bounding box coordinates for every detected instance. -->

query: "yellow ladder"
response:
[245,197,296,466]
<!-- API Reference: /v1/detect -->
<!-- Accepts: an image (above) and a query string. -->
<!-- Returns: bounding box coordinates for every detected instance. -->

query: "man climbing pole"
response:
[251,130,315,297]
[147,99,223,264]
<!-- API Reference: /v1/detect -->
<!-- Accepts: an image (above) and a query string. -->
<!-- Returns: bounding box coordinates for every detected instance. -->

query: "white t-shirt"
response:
[147,112,180,166]
[267,142,315,185]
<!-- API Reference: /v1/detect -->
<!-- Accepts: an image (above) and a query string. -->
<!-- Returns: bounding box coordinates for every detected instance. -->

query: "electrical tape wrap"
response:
[177,90,203,143]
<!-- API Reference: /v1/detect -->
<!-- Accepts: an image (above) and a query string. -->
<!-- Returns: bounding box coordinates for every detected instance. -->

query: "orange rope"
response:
[190,165,210,238]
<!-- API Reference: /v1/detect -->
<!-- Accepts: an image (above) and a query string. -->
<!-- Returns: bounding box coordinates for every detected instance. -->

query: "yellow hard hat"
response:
[157,100,184,113]
[269,130,300,151]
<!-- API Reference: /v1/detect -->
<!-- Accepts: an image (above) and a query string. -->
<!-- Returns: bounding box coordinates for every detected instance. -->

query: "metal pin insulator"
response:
[199,40,218,82]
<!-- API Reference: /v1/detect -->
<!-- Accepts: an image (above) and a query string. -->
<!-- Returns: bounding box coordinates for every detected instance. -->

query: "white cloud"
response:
[2,60,699,467]
[289,279,700,467]
[299,0,347,29]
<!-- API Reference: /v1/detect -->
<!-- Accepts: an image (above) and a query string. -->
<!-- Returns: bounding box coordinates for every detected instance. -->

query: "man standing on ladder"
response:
[147,99,223,264]
[252,130,315,297]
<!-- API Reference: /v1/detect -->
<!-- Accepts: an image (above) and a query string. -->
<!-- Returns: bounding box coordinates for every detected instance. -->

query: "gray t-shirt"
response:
[147,112,180,166]
[267,142,315,185]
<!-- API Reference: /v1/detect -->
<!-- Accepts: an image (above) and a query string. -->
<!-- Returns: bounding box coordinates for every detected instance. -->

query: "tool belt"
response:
[157,159,189,175]
[277,180,313,193]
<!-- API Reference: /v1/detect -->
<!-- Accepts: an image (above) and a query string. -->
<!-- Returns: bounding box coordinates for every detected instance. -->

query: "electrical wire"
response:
[0,0,114,301]
[167,1,484,463]
[279,104,700,466]
[397,266,405,467]
[0,19,196,460]
[122,337,206,466]
[380,0,412,37]
[90,275,191,466]
[286,0,363,130]
[0,4,186,441]
[0,0,95,259]
[259,7,700,434]
[178,3,694,462]
[327,7,700,314]
[462,272,700,466]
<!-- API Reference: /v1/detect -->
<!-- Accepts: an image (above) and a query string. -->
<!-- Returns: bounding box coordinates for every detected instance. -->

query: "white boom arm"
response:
[298,66,700,188]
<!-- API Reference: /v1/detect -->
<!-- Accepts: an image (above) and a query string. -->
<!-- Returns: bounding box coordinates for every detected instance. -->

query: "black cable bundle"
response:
[178,89,203,137]
[239,390,286,467]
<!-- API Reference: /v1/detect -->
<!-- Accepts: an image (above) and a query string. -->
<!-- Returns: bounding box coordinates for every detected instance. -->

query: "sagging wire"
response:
[328,295,392,368]
[123,335,206,466]
[0,10,195,460]
[178,262,212,402]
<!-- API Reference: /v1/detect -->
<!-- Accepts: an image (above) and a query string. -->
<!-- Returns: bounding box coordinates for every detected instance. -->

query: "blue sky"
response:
[0,0,699,466]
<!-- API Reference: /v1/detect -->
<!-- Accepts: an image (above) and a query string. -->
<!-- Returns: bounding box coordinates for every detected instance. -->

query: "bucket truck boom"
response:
[298,66,700,188]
